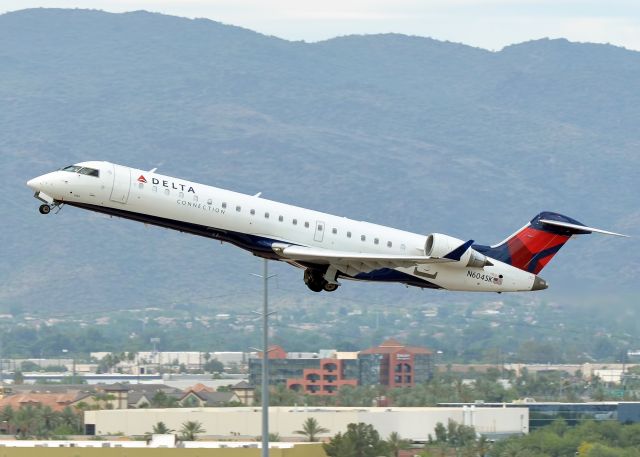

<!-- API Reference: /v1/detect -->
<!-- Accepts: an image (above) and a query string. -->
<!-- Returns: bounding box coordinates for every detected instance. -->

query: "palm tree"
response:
[0,405,14,434]
[38,405,59,436]
[179,420,205,441]
[294,417,329,442]
[151,421,174,434]
[14,404,39,438]
[60,406,80,434]
[387,431,411,457]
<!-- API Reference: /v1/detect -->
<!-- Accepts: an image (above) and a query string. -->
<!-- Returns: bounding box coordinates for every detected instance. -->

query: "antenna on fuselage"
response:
[254,192,262,198]
[149,167,157,173]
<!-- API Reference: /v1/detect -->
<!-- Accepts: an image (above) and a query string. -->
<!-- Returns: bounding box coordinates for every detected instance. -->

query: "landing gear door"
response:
[314,221,325,242]
[109,164,131,204]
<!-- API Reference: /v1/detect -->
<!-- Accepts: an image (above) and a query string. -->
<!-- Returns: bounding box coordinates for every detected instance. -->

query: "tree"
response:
[476,435,491,457]
[434,422,447,443]
[203,359,224,373]
[59,406,81,434]
[294,417,330,442]
[151,391,179,408]
[14,404,39,438]
[0,405,14,434]
[324,422,388,457]
[20,361,41,372]
[387,431,411,457]
[179,420,205,441]
[38,405,58,436]
[13,370,24,385]
[151,421,174,434]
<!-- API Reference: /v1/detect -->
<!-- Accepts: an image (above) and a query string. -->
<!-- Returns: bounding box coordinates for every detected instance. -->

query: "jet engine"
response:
[425,233,492,268]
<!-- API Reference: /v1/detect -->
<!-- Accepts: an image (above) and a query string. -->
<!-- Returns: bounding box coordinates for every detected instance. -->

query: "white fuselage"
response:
[27,161,540,292]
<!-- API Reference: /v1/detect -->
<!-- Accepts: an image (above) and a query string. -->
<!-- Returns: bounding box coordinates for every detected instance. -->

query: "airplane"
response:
[27,161,627,293]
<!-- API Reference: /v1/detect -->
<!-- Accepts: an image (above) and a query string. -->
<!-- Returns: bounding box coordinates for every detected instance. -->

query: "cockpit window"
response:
[78,167,99,177]
[61,165,99,177]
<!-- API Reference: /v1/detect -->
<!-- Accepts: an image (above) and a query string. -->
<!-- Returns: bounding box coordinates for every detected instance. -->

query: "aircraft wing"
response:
[271,243,454,274]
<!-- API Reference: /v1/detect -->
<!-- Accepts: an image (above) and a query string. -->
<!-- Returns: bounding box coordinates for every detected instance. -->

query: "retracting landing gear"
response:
[37,202,63,215]
[303,269,340,293]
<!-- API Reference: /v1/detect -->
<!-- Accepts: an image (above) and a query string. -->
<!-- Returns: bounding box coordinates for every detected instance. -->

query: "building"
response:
[439,401,640,429]
[249,345,322,386]
[0,382,248,411]
[359,339,433,387]
[249,340,434,394]
[286,358,358,395]
[231,380,255,405]
[85,405,528,441]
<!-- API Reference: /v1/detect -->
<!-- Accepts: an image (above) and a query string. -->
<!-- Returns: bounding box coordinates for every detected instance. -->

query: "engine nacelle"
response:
[425,233,465,258]
[425,233,492,268]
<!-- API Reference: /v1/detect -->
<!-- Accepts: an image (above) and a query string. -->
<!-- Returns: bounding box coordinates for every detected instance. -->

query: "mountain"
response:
[1,8,638,314]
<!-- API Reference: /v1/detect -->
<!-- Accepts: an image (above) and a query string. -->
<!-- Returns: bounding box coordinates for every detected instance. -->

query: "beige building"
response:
[85,406,528,441]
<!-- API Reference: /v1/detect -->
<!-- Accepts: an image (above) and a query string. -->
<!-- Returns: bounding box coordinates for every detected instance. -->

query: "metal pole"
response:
[261,258,269,457]
[251,259,276,457]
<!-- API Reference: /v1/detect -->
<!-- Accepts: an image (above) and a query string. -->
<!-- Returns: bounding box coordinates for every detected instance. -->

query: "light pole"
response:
[61,349,68,375]
[251,259,276,457]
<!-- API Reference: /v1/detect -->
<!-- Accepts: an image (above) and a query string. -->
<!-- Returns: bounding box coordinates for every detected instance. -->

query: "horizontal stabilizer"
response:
[539,219,629,238]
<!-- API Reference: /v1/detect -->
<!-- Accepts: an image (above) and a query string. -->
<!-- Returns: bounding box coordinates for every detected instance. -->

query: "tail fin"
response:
[473,211,627,274]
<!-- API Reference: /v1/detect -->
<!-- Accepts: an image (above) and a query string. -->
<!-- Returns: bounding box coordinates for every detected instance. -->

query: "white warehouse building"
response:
[85,406,528,441]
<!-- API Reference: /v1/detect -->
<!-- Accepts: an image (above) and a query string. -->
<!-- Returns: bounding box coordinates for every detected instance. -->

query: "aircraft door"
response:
[314,221,325,242]
[109,164,131,204]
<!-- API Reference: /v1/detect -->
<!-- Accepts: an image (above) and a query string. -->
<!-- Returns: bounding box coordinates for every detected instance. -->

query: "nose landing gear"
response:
[303,269,340,292]
[37,202,63,215]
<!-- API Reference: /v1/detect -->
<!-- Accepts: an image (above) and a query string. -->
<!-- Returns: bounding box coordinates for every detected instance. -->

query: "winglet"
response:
[444,239,474,261]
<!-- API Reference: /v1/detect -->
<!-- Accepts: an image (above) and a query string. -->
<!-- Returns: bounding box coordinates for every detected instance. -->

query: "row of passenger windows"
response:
[223,201,395,247]
[139,182,396,248]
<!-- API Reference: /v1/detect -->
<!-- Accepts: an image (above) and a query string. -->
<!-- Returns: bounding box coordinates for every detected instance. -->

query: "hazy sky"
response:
[3,0,640,51]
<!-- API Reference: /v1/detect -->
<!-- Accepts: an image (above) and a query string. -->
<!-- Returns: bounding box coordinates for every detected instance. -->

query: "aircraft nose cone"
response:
[532,276,548,291]
[26,177,41,190]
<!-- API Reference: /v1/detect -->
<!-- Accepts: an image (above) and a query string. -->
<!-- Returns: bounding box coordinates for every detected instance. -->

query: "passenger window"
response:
[153,186,157,192]
[164,189,170,196]
[374,238,379,245]
[332,228,337,234]
[361,235,366,241]
[222,202,227,209]
[292,219,297,225]
[265,212,270,219]
[347,231,352,238]
[207,198,212,205]
[279,215,284,222]
[193,195,198,202]
[179,191,184,198]
[250,209,255,215]
[139,183,144,189]
[304,222,309,228]
[387,241,392,248]
[318,224,323,231]
[236,206,241,212]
